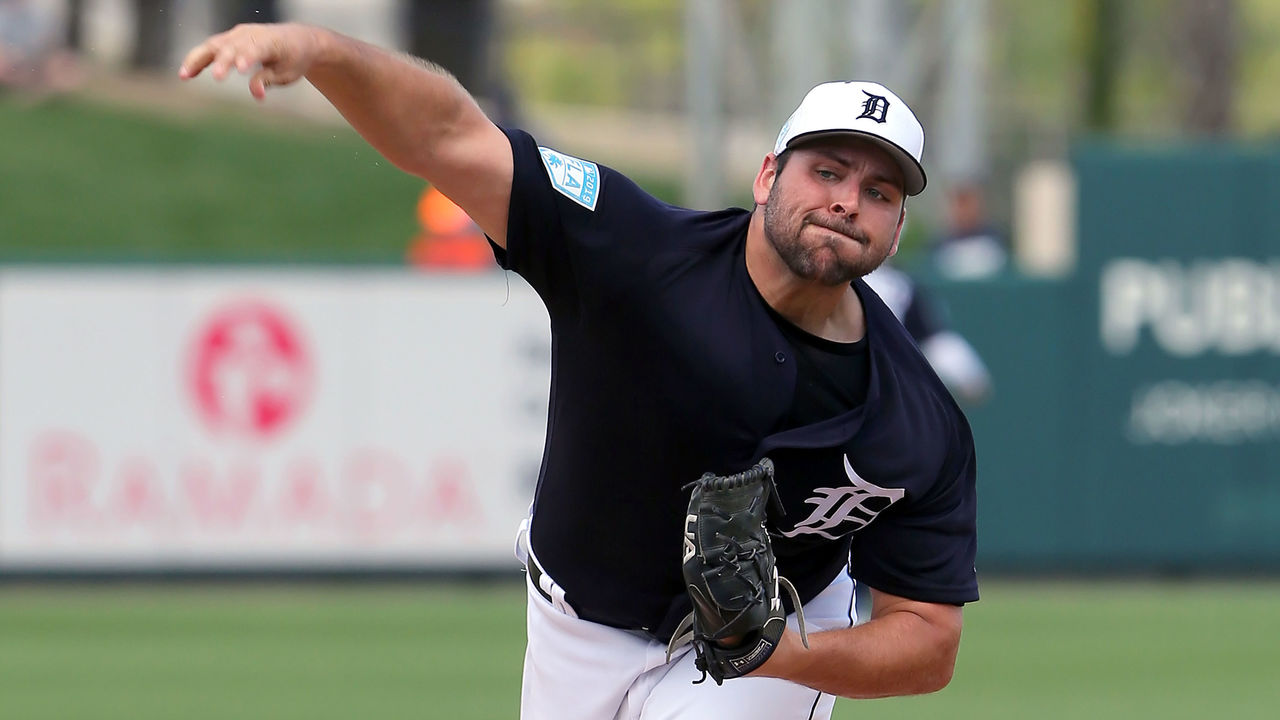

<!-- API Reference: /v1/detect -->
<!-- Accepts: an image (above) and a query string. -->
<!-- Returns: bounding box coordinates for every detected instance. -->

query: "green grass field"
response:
[2,580,1277,719]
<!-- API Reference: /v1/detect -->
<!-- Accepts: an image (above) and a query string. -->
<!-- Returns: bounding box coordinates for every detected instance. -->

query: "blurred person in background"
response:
[0,0,80,94]
[863,263,992,406]
[178,21,975,720]
[930,180,1008,280]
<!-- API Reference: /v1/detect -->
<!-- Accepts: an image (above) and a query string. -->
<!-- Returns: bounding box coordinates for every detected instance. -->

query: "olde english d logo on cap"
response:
[856,91,890,124]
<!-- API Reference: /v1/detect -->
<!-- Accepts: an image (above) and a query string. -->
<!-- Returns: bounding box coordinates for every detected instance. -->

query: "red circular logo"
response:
[189,301,313,440]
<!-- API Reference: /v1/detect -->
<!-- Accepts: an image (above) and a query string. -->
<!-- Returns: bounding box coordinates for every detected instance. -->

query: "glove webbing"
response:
[693,461,786,518]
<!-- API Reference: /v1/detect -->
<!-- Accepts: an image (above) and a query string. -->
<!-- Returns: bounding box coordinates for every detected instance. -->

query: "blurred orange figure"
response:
[407,186,493,270]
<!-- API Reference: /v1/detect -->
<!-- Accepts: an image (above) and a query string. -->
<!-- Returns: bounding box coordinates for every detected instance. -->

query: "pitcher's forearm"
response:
[304,27,492,182]
[752,590,963,699]
[761,612,959,698]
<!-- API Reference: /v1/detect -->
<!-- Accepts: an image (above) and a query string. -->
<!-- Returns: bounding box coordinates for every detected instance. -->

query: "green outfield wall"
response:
[938,142,1280,572]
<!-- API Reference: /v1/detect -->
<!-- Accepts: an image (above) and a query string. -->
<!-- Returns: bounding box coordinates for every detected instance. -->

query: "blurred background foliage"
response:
[5,0,1279,264]
[496,0,1280,253]
[504,0,1280,137]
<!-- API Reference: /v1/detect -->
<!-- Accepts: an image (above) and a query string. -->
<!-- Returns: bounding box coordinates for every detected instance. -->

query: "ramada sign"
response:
[23,297,485,554]
[189,301,313,440]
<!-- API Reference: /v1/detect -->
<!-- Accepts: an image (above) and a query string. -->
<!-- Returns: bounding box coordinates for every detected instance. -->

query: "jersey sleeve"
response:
[849,421,979,605]
[488,127,572,311]
[490,127,621,316]
[491,127,721,322]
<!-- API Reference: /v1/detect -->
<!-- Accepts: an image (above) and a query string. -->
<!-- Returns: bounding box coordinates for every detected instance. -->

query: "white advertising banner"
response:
[0,269,551,570]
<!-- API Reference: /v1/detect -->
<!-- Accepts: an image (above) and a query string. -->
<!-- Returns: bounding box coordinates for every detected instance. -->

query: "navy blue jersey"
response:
[492,128,978,640]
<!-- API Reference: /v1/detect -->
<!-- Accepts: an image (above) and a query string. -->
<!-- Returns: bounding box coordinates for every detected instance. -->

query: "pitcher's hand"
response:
[179,23,328,100]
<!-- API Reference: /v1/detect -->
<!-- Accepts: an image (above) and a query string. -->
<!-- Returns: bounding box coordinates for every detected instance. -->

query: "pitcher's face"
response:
[757,137,907,286]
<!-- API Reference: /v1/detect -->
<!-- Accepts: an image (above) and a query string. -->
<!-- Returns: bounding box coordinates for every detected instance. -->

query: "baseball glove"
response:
[666,458,808,685]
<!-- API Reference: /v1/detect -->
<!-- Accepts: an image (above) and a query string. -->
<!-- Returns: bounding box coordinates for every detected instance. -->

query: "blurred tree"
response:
[131,0,174,70]
[404,0,518,124]
[215,1,280,30]
[405,0,490,91]
[65,0,84,51]
[1081,0,1122,132]
[503,0,683,109]
[1177,0,1237,135]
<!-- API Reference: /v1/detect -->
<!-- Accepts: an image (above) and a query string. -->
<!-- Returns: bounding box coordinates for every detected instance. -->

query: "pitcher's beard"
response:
[763,203,886,286]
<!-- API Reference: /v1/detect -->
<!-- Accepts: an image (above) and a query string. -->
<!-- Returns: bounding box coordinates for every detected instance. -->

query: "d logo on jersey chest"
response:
[778,455,904,540]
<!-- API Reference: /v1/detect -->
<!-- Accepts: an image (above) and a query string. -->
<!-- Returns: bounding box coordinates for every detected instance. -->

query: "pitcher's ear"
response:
[753,153,780,206]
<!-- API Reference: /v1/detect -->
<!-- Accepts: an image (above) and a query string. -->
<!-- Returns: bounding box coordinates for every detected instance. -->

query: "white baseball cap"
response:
[773,81,927,196]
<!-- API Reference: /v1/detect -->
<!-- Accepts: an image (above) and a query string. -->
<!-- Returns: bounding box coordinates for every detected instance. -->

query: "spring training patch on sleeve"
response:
[538,147,600,211]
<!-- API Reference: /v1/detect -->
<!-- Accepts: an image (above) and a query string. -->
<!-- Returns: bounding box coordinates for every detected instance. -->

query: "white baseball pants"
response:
[516,523,861,720]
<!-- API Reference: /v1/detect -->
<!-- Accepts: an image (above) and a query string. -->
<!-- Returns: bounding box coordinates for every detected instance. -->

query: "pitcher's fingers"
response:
[178,40,220,79]
[249,68,275,101]
[209,43,247,81]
